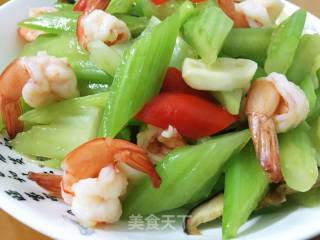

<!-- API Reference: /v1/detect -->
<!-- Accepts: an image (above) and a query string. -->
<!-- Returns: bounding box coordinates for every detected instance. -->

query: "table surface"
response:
[0,0,320,240]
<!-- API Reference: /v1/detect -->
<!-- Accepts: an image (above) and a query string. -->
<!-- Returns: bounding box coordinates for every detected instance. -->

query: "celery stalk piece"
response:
[290,187,320,207]
[18,11,79,34]
[123,130,250,216]
[115,15,149,37]
[12,107,102,161]
[182,58,257,92]
[222,144,269,239]
[222,28,272,66]
[54,3,74,12]
[212,89,243,115]
[130,0,184,19]
[170,36,197,70]
[287,34,320,86]
[79,83,109,96]
[88,41,121,76]
[264,9,306,74]
[107,0,134,14]
[309,117,320,166]
[99,2,195,137]
[0,117,3,131]
[300,75,317,115]
[182,6,233,65]
[20,92,108,124]
[20,34,113,94]
[279,123,318,192]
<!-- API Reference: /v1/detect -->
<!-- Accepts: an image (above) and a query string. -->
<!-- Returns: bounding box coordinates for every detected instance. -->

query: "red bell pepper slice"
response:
[136,92,239,139]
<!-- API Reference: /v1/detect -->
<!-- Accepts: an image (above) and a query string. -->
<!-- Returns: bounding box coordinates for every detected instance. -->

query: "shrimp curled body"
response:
[0,51,79,138]
[245,72,309,182]
[29,138,161,227]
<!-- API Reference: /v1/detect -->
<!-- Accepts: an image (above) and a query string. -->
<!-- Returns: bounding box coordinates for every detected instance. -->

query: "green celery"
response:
[12,107,102,161]
[279,123,319,192]
[290,187,320,207]
[107,0,134,14]
[182,6,233,65]
[99,2,195,137]
[222,144,269,239]
[20,92,108,124]
[130,0,184,19]
[20,34,113,94]
[264,9,306,74]
[116,15,149,37]
[54,3,75,11]
[212,89,243,115]
[222,28,272,66]
[88,41,121,76]
[300,75,317,114]
[288,34,320,86]
[170,36,197,70]
[123,130,250,216]
[0,117,3,131]
[18,11,79,34]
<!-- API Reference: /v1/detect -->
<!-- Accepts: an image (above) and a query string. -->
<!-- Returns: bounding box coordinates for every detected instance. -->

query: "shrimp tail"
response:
[28,172,62,198]
[0,97,23,139]
[248,113,282,182]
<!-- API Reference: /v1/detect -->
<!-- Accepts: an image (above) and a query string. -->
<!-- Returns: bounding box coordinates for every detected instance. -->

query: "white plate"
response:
[0,1,320,240]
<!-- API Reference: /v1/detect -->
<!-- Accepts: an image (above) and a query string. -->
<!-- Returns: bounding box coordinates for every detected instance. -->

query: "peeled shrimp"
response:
[137,125,186,163]
[0,51,78,138]
[235,0,284,28]
[29,138,161,226]
[77,9,131,50]
[245,72,309,182]
[18,7,57,42]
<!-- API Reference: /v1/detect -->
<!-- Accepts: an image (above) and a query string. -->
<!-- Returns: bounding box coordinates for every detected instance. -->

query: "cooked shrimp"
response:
[0,51,78,138]
[137,125,186,163]
[235,0,284,28]
[18,7,57,42]
[28,138,161,226]
[217,0,249,28]
[245,72,309,182]
[77,9,131,50]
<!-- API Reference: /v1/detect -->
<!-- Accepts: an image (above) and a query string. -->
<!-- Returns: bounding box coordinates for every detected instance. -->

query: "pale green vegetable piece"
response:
[212,89,243,115]
[182,58,257,91]
[279,123,318,192]
[88,41,121,76]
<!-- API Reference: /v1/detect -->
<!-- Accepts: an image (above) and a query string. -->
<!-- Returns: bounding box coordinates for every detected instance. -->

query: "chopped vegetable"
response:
[18,11,79,34]
[88,40,121,76]
[182,58,257,92]
[222,144,269,239]
[182,6,233,64]
[99,2,195,137]
[106,0,133,14]
[212,89,243,115]
[264,9,306,74]
[222,28,273,65]
[123,129,251,216]
[136,93,239,139]
[287,34,320,86]
[170,36,197,70]
[115,14,149,37]
[279,123,319,192]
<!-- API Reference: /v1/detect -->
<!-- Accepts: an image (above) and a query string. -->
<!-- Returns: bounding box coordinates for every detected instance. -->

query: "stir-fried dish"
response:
[1,0,320,238]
